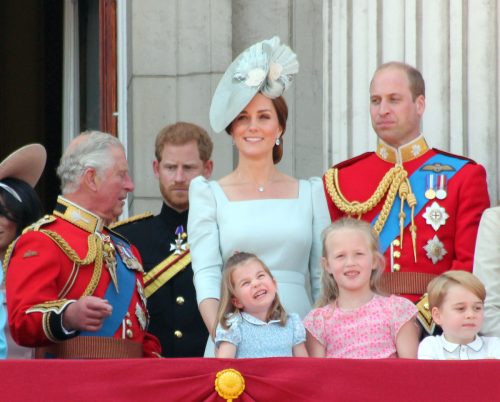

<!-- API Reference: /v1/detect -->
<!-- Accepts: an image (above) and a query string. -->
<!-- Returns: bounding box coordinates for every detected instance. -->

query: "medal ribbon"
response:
[374,153,469,253]
[81,233,136,337]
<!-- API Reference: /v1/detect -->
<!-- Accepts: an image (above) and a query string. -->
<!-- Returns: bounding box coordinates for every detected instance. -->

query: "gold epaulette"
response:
[416,293,436,335]
[5,221,104,298]
[3,215,57,273]
[109,212,154,229]
[22,214,56,234]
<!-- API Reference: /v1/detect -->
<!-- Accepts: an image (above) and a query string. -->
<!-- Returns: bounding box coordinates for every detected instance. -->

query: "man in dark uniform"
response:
[323,62,490,334]
[113,122,213,356]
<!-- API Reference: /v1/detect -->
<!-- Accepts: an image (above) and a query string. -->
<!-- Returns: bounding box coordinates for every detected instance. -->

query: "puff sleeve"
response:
[187,176,224,304]
[308,177,330,301]
[474,207,500,337]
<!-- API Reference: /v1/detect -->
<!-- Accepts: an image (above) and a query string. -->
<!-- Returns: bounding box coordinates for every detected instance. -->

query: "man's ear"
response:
[203,160,214,179]
[83,167,98,192]
[152,159,160,179]
[416,94,426,117]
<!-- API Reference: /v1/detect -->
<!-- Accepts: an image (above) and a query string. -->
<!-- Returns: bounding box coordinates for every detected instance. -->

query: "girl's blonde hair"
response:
[215,252,287,333]
[316,217,385,307]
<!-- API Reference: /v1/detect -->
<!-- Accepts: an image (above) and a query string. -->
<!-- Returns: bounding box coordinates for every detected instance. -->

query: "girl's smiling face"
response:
[323,228,377,296]
[231,259,277,321]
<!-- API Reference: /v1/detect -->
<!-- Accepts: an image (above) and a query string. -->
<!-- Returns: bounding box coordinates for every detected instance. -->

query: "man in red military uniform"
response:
[5,131,161,358]
[323,62,490,333]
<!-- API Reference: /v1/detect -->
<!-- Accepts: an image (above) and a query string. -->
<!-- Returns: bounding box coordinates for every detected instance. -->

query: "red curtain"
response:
[1,357,495,401]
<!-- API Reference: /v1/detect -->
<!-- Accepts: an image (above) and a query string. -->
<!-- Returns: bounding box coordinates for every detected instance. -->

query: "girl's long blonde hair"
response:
[215,252,287,334]
[316,217,385,307]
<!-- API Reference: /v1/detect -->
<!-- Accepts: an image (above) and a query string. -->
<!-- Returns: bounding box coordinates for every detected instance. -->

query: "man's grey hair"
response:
[57,131,124,194]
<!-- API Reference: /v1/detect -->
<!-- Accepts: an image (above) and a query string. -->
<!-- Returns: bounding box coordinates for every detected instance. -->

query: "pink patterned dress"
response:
[303,294,417,358]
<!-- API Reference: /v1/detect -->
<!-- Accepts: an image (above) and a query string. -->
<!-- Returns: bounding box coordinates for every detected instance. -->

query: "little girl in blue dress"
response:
[215,252,308,358]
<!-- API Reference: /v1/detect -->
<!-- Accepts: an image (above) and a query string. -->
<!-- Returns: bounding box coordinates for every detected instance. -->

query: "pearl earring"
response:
[275,137,281,146]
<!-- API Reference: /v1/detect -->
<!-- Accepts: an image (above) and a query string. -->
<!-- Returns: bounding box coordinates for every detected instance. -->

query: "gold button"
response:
[126,329,133,339]
[126,319,132,327]
[393,251,401,258]
[393,264,401,272]
[174,330,183,339]
[392,239,401,247]
[176,296,185,305]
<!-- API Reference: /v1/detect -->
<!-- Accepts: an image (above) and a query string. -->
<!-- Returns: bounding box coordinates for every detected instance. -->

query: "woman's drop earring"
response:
[275,137,281,146]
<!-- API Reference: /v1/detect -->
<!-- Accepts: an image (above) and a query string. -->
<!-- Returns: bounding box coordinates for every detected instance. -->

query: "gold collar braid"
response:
[324,165,417,261]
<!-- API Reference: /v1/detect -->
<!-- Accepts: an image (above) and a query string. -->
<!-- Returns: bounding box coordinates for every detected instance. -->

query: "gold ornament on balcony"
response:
[214,368,245,402]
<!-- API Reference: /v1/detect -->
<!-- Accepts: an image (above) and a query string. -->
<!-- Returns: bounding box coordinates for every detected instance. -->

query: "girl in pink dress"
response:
[304,218,420,358]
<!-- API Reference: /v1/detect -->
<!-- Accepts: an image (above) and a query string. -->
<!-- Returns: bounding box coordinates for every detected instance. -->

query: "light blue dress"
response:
[0,261,8,358]
[187,176,330,319]
[215,312,306,358]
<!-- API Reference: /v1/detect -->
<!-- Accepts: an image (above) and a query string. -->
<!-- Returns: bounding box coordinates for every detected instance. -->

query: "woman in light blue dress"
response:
[188,37,330,346]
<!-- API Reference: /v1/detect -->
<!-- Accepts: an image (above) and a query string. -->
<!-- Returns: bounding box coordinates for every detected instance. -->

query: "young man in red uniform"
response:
[5,132,161,358]
[323,62,490,334]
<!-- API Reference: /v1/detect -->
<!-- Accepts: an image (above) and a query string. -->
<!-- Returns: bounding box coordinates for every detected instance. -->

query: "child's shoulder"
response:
[375,294,417,309]
[418,334,440,346]
[304,304,334,321]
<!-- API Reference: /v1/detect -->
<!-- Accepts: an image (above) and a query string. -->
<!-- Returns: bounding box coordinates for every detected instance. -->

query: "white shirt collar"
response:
[440,334,484,352]
[240,311,280,326]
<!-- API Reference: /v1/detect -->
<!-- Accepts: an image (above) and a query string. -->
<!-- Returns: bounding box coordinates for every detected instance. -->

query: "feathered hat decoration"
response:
[209,36,299,133]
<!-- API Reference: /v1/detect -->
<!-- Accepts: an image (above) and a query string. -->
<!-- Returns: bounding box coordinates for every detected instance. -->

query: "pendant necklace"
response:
[237,171,276,193]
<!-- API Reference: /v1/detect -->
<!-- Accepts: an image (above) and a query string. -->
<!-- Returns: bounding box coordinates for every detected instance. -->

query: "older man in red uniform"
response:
[5,132,161,358]
[323,62,490,333]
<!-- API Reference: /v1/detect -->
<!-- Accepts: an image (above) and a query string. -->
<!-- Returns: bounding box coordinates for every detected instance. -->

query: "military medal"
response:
[101,235,119,292]
[136,279,148,308]
[422,201,449,231]
[436,174,448,200]
[423,235,447,264]
[424,174,436,200]
[116,243,143,272]
[135,303,147,331]
[170,225,188,255]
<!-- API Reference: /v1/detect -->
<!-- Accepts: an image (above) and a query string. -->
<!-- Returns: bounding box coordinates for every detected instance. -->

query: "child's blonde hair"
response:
[216,252,287,333]
[316,217,385,307]
[427,270,486,309]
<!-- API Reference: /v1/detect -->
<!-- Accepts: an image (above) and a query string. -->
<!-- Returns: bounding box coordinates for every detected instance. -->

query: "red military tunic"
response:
[5,196,161,358]
[323,136,490,305]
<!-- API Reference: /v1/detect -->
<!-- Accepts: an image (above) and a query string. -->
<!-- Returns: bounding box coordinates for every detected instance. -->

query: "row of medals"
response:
[101,235,148,331]
[421,173,449,264]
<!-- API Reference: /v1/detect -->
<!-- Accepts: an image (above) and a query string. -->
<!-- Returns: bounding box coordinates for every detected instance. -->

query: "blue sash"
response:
[81,234,136,337]
[373,153,469,253]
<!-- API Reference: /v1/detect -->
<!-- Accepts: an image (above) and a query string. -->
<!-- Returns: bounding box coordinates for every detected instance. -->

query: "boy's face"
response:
[431,284,484,345]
